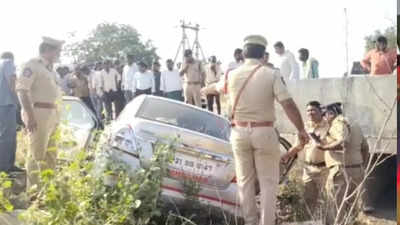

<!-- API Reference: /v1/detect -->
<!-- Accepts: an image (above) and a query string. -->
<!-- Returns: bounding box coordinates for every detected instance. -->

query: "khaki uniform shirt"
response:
[298,120,329,163]
[219,59,291,122]
[205,64,222,86]
[180,60,204,83]
[70,75,90,98]
[16,57,61,104]
[324,115,365,167]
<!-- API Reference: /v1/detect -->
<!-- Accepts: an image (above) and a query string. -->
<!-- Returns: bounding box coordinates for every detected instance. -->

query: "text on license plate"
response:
[170,153,216,176]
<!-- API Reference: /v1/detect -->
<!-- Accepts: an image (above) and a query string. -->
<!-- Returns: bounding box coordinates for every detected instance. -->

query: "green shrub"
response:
[0,172,14,213]
[19,141,175,225]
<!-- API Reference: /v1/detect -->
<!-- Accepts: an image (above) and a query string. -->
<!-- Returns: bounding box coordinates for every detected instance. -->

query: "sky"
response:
[0,0,396,77]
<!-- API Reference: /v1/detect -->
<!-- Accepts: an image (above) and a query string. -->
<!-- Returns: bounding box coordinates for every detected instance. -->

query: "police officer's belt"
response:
[329,163,363,169]
[33,102,56,109]
[303,161,326,167]
[231,121,273,128]
[186,81,201,85]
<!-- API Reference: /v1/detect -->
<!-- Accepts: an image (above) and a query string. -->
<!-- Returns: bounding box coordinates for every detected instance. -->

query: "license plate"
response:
[170,153,216,177]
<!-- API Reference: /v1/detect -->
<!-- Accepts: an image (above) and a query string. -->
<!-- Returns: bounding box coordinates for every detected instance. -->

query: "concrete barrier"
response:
[275,74,397,155]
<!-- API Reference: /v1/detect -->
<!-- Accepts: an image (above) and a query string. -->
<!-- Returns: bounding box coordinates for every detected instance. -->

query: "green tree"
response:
[364,25,397,53]
[64,23,159,65]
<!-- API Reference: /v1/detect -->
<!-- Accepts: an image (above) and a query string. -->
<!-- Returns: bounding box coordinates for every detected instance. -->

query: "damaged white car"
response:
[95,95,292,215]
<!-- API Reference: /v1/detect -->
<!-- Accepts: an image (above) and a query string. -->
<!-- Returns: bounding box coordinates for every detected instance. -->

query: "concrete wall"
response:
[275,74,397,154]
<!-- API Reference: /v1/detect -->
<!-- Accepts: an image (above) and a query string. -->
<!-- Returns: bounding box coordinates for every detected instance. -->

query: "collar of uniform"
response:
[38,56,54,71]
[244,58,262,65]
[307,119,327,128]
[330,115,349,128]
[332,115,346,123]
[38,56,52,67]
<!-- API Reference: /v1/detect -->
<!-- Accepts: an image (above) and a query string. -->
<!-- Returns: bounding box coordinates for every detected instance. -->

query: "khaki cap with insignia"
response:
[243,35,268,47]
[42,36,65,48]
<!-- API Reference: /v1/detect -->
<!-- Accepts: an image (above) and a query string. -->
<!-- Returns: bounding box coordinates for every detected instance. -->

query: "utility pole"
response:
[344,8,349,77]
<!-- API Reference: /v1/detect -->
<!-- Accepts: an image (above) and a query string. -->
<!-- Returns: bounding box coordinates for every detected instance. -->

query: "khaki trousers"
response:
[183,83,202,107]
[302,165,325,211]
[25,107,59,190]
[230,126,280,225]
[325,165,363,225]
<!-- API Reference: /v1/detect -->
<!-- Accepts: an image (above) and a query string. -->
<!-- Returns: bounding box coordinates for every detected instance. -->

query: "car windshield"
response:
[136,98,230,141]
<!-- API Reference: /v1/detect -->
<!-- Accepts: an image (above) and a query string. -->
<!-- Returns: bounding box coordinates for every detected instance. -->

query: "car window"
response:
[60,100,95,130]
[117,95,144,122]
[136,98,230,141]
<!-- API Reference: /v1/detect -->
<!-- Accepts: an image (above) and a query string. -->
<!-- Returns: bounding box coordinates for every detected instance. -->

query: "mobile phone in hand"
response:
[309,132,321,143]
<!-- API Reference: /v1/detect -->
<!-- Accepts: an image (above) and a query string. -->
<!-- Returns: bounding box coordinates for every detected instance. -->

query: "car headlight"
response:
[110,126,139,158]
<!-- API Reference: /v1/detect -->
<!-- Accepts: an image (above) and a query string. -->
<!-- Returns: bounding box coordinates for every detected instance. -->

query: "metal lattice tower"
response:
[174,20,207,64]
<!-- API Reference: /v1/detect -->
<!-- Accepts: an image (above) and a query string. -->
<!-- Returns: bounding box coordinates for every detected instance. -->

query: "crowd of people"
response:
[0,33,397,225]
[35,35,397,129]
[50,41,323,125]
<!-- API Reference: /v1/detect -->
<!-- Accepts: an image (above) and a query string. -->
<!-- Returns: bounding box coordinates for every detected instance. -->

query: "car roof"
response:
[142,95,230,122]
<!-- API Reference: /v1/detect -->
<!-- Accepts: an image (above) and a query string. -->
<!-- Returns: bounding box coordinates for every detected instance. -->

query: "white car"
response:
[95,95,293,215]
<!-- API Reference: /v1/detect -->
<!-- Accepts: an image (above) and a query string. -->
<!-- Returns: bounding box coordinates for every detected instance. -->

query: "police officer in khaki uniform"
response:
[202,35,309,225]
[282,101,329,211]
[16,37,64,190]
[317,103,369,225]
[180,49,205,107]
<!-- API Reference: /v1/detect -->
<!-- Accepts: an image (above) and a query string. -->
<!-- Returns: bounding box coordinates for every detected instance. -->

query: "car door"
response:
[58,97,98,158]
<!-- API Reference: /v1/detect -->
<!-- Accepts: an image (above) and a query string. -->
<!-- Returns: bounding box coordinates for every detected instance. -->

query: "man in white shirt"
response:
[122,54,137,103]
[161,59,183,101]
[100,60,121,121]
[274,41,300,81]
[205,56,222,114]
[132,61,155,97]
